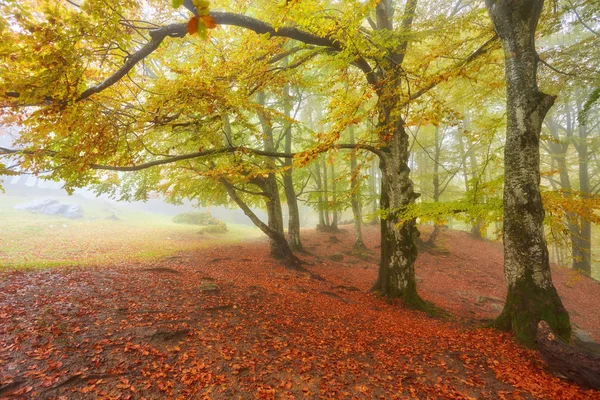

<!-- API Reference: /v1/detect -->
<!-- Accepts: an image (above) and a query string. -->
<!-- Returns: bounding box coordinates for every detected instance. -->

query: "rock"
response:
[476,295,504,304]
[574,328,594,343]
[490,303,504,312]
[328,253,344,262]
[198,282,219,292]
[15,197,83,219]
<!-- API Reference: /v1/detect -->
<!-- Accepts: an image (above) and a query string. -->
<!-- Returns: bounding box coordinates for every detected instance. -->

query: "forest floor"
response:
[1,224,600,399]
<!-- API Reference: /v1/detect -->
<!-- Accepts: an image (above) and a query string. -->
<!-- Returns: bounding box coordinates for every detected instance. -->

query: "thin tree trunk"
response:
[330,161,338,230]
[428,126,442,246]
[370,157,380,224]
[282,84,303,251]
[322,157,330,228]
[220,177,300,268]
[257,92,286,257]
[349,125,366,249]
[314,159,326,228]
[575,98,592,275]
[486,0,571,347]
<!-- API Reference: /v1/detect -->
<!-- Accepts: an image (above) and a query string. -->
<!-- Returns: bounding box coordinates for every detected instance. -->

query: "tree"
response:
[485,0,571,346]
[1,0,497,308]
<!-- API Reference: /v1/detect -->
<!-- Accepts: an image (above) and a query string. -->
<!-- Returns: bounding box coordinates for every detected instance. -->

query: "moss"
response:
[494,273,571,348]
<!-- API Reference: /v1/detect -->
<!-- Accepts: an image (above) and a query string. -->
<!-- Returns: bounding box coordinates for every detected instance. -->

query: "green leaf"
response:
[172,0,184,9]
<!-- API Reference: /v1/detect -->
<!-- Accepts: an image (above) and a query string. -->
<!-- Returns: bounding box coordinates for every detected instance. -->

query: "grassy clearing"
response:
[0,195,261,270]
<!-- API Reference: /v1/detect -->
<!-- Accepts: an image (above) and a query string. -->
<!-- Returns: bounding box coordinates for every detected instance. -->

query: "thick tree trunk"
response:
[486,0,571,346]
[372,117,422,306]
[349,126,366,249]
[282,84,304,251]
[260,176,285,258]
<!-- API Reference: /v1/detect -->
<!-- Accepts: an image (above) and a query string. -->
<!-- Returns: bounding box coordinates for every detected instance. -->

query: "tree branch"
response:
[1,142,384,172]
[76,24,188,101]
[399,33,498,107]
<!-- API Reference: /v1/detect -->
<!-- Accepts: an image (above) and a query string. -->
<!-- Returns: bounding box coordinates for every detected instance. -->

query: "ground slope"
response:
[0,225,599,399]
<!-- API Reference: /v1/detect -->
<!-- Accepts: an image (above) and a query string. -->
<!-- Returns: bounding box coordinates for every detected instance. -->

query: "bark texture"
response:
[370,0,424,307]
[486,0,571,346]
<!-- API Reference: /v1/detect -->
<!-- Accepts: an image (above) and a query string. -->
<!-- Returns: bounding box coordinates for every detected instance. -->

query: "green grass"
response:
[0,195,261,271]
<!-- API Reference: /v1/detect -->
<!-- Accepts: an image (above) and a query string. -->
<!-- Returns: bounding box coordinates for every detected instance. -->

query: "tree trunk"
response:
[370,157,380,224]
[322,157,330,228]
[257,92,286,258]
[258,176,285,258]
[330,161,338,230]
[574,99,592,276]
[372,112,422,306]
[282,84,304,251]
[543,113,589,274]
[313,159,326,228]
[486,0,571,347]
[349,126,366,249]
[428,126,442,246]
[220,177,300,268]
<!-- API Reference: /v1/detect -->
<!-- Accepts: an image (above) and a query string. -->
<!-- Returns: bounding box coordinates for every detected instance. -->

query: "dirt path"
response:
[1,226,599,399]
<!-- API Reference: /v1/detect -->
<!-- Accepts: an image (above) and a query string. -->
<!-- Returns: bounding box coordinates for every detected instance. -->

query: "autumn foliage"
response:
[1,226,598,399]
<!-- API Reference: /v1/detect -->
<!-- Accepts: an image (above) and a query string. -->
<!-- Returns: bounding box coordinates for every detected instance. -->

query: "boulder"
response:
[15,198,83,219]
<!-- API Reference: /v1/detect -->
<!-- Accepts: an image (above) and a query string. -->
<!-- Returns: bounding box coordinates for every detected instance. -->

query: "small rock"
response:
[490,303,504,312]
[574,328,594,343]
[198,282,219,292]
[15,197,83,219]
[329,254,344,262]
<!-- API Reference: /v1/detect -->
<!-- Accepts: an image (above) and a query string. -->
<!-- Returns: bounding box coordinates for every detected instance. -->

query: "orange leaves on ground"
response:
[0,225,598,398]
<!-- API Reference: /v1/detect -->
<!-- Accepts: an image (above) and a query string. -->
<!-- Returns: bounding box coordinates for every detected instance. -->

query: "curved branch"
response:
[72,11,379,101]
[76,24,188,101]
[2,142,384,172]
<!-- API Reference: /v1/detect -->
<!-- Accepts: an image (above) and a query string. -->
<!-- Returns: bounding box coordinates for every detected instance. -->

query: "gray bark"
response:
[486,0,571,346]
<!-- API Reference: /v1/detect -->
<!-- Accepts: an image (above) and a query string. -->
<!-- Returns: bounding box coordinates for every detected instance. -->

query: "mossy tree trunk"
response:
[485,0,571,347]
[370,0,425,307]
[371,102,422,306]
